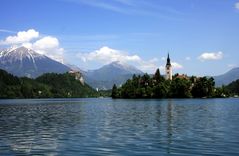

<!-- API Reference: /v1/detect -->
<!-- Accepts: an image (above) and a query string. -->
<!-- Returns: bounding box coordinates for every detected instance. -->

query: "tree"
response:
[226,79,239,95]
[191,77,215,98]
[111,84,118,98]
[152,82,168,98]
[170,78,191,98]
[153,68,161,82]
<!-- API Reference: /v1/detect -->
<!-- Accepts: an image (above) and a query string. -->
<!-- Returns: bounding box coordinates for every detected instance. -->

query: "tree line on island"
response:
[111,69,237,99]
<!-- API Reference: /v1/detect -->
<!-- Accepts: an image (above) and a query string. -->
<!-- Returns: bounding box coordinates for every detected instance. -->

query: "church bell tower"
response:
[165,53,172,80]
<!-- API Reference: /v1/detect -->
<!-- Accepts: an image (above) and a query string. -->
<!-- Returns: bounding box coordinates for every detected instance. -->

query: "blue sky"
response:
[0,0,239,76]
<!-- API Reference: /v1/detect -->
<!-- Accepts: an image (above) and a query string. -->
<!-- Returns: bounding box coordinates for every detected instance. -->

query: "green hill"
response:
[36,73,97,98]
[0,69,98,98]
[226,79,239,95]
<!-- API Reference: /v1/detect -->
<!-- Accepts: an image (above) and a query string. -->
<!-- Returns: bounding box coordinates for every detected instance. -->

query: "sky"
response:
[0,0,239,76]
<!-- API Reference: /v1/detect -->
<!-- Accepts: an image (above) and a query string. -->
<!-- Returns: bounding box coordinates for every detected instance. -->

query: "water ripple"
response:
[0,98,239,155]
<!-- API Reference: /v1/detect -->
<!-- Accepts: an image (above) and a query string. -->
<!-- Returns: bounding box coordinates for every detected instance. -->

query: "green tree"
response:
[153,69,162,82]
[152,82,168,98]
[226,79,239,95]
[111,84,118,98]
[170,78,191,98]
[191,77,215,98]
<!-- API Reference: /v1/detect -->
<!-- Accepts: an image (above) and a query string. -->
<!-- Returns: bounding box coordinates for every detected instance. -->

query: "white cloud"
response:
[77,46,159,73]
[198,51,223,61]
[21,42,33,49]
[32,36,64,63]
[138,60,158,73]
[33,36,59,50]
[235,2,239,10]
[172,62,183,69]
[77,46,140,63]
[0,29,64,63]
[0,29,39,45]
[22,36,64,63]
[185,56,191,60]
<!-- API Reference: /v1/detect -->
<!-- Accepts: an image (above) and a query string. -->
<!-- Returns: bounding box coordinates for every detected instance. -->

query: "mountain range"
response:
[0,46,144,90]
[0,46,238,89]
[0,46,70,78]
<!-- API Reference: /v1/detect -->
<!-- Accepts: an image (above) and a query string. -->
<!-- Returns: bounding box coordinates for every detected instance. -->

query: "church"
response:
[165,53,172,80]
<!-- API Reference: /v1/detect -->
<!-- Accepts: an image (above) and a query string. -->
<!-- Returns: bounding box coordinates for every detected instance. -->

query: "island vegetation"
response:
[111,69,233,99]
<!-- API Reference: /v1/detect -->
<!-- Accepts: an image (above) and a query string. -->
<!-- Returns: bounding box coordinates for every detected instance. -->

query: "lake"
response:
[0,98,239,155]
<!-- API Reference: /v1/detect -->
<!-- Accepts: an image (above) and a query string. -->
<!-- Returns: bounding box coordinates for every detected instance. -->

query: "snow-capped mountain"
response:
[85,61,143,90]
[0,46,70,78]
[0,46,19,57]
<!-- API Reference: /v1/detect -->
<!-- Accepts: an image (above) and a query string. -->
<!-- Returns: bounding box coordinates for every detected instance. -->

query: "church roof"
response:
[166,53,171,66]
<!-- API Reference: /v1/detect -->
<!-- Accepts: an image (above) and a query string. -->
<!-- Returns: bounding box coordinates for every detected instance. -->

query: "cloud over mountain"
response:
[78,46,141,63]
[23,36,64,63]
[0,29,39,45]
[0,29,64,63]
[77,46,159,73]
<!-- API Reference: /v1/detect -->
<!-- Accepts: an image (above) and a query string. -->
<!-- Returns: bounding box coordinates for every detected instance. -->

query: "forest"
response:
[226,79,239,95]
[0,69,98,98]
[111,69,233,99]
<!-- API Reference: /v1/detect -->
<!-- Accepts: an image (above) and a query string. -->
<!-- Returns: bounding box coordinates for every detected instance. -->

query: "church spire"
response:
[166,53,171,66]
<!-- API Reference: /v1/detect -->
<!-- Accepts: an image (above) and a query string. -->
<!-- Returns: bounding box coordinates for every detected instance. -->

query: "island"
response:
[111,54,236,99]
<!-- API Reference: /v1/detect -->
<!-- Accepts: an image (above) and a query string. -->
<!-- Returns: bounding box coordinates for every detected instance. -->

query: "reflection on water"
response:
[0,98,239,155]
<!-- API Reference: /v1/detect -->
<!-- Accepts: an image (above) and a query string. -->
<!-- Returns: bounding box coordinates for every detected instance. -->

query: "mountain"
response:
[0,47,143,90]
[214,67,239,86]
[84,61,144,90]
[0,46,70,78]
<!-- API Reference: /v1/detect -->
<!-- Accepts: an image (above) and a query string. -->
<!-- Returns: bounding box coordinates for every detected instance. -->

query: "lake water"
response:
[0,98,239,155]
